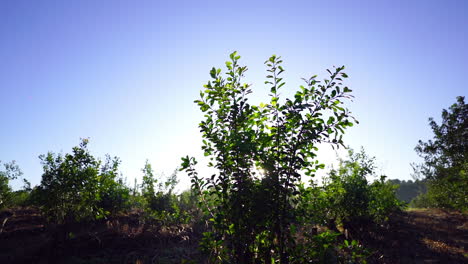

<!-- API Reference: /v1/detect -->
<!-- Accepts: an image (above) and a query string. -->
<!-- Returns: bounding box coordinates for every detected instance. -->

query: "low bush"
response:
[182,52,357,263]
[34,139,129,224]
[0,161,23,210]
[301,148,403,233]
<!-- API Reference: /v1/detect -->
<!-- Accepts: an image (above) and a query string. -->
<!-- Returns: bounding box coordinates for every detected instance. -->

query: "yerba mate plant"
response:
[182,52,356,263]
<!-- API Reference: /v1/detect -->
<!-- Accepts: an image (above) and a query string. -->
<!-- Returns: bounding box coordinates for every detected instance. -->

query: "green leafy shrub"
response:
[302,148,403,232]
[141,160,179,212]
[0,161,23,209]
[97,155,130,215]
[35,139,129,224]
[139,160,188,226]
[368,176,404,223]
[411,169,467,210]
[412,96,467,211]
[409,191,433,208]
[291,228,369,264]
[293,230,340,263]
[9,191,30,207]
[181,51,356,263]
[178,189,200,216]
[8,179,33,207]
[338,239,369,264]
[297,182,331,227]
[319,148,375,230]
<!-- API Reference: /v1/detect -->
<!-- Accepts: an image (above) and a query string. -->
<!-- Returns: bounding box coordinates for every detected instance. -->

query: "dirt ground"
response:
[359,208,467,264]
[0,207,466,263]
[0,208,203,264]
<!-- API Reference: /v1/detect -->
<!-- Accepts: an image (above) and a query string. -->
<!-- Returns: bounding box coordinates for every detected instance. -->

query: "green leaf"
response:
[210,67,217,78]
[230,51,237,60]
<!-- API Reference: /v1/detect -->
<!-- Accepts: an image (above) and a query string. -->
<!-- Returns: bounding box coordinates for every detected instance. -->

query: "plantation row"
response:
[1,53,466,263]
[0,140,198,225]
[0,141,402,263]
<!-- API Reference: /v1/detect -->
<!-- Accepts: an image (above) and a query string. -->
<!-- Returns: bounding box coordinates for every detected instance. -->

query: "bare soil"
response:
[0,208,203,264]
[359,208,467,264]
[0,208,466,263]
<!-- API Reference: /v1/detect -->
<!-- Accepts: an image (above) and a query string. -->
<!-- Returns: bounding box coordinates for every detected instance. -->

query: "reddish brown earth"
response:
[0,208,203,264]
[359,209,467,264]
[0,208,466,263]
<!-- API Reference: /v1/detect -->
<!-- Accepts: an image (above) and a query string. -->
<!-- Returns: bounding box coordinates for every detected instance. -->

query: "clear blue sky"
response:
[1,0,467,190]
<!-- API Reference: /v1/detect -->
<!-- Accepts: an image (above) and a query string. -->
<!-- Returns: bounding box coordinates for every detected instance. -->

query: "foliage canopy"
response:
[0,160,23,209]
[182,52,356,263]
[413,96,467,210]
[34,139,129,224]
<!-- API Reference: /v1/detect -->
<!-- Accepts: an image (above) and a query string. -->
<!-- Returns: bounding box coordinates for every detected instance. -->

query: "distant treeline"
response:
[389,179,427,203]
